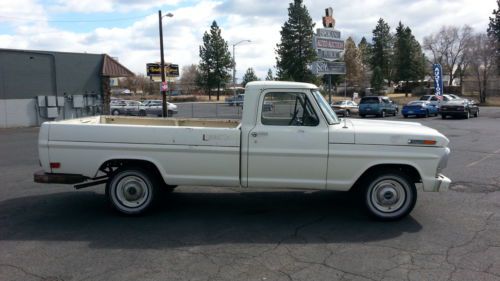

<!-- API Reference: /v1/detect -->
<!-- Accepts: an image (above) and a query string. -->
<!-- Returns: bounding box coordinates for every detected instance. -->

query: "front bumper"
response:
[433,174,451,192]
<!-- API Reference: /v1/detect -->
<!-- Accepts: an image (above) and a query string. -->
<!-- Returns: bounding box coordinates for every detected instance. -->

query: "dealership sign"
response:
[311,7,345,75]
[146,63,179,77]
[311,61,346,75]
[433,64,443,98]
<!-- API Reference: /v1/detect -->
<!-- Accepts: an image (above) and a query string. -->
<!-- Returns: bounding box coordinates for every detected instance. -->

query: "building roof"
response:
[102,54,135,77]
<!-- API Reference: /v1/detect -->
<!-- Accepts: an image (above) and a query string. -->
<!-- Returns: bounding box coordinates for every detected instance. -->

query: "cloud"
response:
[49,0,184,13]
[0,0,497,82]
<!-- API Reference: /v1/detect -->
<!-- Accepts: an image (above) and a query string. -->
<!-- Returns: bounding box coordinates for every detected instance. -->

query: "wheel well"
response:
[98,159,165,184]
[351,164,422,191]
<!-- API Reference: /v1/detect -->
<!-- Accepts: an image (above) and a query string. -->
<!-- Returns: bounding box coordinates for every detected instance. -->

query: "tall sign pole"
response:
[158,10,167,117]
[433,64,443,99]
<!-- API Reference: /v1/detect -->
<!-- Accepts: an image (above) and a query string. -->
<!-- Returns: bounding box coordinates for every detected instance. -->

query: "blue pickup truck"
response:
[359,96,398,118]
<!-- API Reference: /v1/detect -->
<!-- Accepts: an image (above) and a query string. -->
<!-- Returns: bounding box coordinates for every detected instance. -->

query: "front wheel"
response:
[106,168,158,215]
[363,170,417,221]
[111,109,120,116]
[345,110,350,117]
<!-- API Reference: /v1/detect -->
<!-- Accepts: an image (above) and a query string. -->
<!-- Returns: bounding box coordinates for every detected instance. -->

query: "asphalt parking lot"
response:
[1,107,499,281]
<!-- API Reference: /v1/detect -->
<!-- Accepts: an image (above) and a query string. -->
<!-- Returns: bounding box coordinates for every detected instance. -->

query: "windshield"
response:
[360,97,379,104]
[311,90,339,124]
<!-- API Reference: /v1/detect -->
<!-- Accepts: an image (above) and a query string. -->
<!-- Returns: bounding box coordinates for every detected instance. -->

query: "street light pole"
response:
[158,10,173,117]
[232,40,251,99]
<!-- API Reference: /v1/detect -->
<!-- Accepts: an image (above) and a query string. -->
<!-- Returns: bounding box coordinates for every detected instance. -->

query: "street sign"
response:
[146,63,179,77]
[311,61,346,75]
[433,64,443,97]
[314,37,345,50]
[316,28,341,39]
[161,81,168,91]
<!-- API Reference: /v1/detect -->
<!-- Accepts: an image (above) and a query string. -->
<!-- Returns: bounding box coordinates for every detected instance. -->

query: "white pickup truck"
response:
[34,81,451,220]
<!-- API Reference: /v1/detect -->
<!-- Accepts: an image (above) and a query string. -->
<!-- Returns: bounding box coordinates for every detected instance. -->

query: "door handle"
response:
[251,132,268,137]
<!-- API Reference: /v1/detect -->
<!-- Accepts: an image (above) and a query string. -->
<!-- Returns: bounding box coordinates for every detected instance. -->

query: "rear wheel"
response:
[465,110,470,119]
[345,110,350,117]
[360,114,366,118]
[403,114,408,118]
[441,114,447,119]
[474,110,479,117]
[138,110,146,116]
[363,170,417,221]
[106,168,158,215]
[111,109,120,116]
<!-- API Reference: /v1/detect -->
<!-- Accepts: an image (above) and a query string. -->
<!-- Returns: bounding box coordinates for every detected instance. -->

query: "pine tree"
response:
[371,66,384,93]
[199,31,215,100]
[488,0,500,73]
[198,21,232,101]
[370,18,393,86]
[276,0,316,82]
[242,68,259,87]
[265,69,274,81]
[393,22,426,95]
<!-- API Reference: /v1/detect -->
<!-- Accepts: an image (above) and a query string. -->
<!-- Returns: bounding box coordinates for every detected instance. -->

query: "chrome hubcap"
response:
[371,180,405,213]
[116,176,149,208]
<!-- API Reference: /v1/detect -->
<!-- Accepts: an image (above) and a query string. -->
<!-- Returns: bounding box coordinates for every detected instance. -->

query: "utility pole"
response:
[158,10,173,117]
[232,40,251,99]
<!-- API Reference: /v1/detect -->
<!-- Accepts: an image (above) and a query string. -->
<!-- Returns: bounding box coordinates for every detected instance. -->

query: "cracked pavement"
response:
[1,107,499,281]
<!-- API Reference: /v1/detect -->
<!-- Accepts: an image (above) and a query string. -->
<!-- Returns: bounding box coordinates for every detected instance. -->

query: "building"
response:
[0,48,134,128]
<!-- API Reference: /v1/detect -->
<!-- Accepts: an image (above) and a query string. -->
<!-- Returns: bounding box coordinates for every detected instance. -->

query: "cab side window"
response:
[261,92,319,126]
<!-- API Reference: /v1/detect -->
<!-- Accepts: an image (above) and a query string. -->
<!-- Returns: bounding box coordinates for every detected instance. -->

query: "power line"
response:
[0,14,150,23]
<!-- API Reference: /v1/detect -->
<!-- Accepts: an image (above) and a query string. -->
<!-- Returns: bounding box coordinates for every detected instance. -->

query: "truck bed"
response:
[42,115,242,186]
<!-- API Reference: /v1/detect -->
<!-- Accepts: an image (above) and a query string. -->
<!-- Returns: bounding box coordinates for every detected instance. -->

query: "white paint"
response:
[0,99,7,128]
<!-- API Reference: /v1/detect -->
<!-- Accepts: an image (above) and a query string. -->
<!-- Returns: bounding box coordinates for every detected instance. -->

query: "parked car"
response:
[226,94,245,106]
[110,100,129,115]
[419,94,456,108]
[402,101,439,118]
[331,100,358,117]
[440,99,479,119]
[358,96,398,118]
[141,100,178,116]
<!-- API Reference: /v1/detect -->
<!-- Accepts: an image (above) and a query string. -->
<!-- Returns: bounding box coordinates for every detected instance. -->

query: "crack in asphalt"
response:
[0,263,63,281]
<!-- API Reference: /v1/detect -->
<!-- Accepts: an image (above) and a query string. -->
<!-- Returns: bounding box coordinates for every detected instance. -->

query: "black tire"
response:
[111,109,120,116]
[441,114,446,119]
[362,170,417,221]
[360,114,366,118]
[138,110,146,116]
[474,110,479,117]
[425,110,429,118]
[345,110,350,117]
[465,110,470,119]
[106,168,158,215]
[381,111,386,118]
[403,115,408,118]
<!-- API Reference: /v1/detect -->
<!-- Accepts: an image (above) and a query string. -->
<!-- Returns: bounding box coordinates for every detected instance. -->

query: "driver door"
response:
[247,91,329,189]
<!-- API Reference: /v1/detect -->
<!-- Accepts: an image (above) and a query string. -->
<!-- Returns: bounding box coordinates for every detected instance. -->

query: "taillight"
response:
[50,162,61,169]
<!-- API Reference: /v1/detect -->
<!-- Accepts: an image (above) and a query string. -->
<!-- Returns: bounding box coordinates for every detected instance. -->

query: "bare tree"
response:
[179,64,200,95]
[466,33,496,103]
[423,25,473,86]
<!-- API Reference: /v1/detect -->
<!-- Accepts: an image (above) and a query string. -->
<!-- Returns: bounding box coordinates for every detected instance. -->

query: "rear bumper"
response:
[34,170,87,184]
[433,174,451,192]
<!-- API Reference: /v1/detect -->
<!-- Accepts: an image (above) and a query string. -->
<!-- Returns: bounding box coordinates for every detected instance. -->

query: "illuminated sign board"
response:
[146,63,179,77]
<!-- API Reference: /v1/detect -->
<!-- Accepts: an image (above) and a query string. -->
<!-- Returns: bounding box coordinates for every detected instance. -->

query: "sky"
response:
[0,0,496,82]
